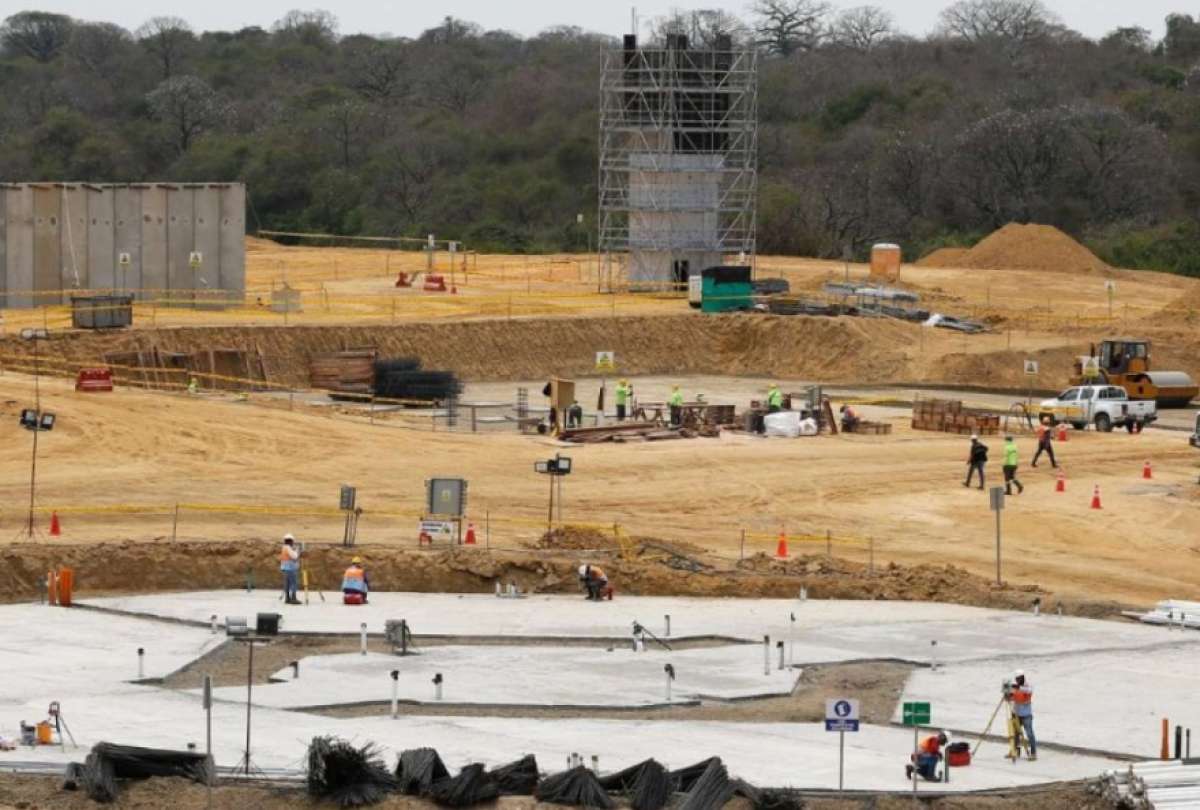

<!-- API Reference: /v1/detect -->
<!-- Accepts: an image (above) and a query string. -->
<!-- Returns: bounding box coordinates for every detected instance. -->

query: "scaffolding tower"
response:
[599,34,758,289]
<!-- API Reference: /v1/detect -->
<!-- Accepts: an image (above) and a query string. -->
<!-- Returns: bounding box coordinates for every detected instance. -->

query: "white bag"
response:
[763,411,802,438]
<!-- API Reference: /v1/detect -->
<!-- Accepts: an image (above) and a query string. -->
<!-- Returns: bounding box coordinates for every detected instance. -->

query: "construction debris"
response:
[430,763,501,807]
[79,742,215,803]
[911,398,1000,436]
[842,420,892,435]
[534,765,615,808]
[1100,760,1200,809]
[306,736,396,808]
[560,422,677,444]
[487,754,540,795]
[395,747,450,795]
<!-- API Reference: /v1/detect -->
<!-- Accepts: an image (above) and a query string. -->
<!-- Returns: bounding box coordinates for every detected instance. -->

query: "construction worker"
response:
[1003,435,1024,495]
[567,400,583,428]
[766,383,783,413]
[578,563,611,601]
[1031,417,1058,468]
[1005,670,1037,760]
[279,534,300,605]
[187,377,199,395]
[615,379,631,421]
[906,731,949,782]
[964,435,988,489]
[341,556,370,604]
[668,385,684,427]
[839,404,860,432]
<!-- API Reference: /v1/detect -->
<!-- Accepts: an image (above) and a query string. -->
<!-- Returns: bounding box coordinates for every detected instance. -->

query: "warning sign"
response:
[595,351,615,372]
[1023,359,1039,376]
[188,251,203,268]
[118,252,131,267]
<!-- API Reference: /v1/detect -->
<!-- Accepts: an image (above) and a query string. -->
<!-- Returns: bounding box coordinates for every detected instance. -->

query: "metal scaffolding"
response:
[598,34,758,289]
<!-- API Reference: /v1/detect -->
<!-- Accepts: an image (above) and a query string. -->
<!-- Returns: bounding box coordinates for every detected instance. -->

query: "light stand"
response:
[235,636,270,776]
[18,328,50,540]
[534,454,572,532]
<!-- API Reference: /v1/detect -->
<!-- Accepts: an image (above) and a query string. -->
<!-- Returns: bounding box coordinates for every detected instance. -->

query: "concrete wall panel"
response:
[113,187,142,294]
[87,187,116,292]
[60,184,89,292]
[193,186,220,296]
[32,186,61,303]
[6,187,34,308]
[140,186,168,298]
[218,184,245,301]
[166,188,194,303]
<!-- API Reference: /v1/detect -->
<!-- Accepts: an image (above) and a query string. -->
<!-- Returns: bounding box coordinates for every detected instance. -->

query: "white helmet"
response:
[283,533,295,542]
[578,564,588,577]
[939,730,950,742]
[1013,669,1025,680]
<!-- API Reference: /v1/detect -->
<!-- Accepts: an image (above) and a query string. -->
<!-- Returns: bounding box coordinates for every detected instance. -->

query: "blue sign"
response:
[825,698,860,732]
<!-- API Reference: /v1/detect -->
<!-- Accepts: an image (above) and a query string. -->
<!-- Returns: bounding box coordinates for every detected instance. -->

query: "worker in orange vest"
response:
[578,563,611,601]
[342,556,370,604]
[1006,670,1037,760]
[279,534,301,605]
[906,730,949,782]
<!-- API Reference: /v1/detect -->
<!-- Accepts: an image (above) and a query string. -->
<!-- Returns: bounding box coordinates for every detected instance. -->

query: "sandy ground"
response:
[1,371,1196,606]
[0,773,1114,810]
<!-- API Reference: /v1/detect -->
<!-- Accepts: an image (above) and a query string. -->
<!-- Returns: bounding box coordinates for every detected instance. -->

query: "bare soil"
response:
[0,773,1116,810]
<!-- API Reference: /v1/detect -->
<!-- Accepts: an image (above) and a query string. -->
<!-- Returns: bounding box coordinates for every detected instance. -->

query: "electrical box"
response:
[425,478,467,517]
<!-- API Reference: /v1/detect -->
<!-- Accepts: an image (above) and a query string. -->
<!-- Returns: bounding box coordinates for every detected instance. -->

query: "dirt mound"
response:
[0,540,1123,617]
[537,526,618,551]
[916,247,970,268]
[956,223,1110,275]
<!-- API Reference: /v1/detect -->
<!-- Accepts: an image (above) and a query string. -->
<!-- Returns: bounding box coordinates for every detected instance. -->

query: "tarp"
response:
[396,747,451,795]
[488,754,539,795]
[430,763,501,807]
[535,765,616,808]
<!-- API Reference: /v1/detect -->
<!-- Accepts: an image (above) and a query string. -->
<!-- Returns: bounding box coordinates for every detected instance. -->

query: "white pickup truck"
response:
[1038,385,1157,432]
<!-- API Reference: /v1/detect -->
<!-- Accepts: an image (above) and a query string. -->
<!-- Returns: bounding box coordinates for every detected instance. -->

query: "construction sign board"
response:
[418,519,455,543]
[902,701,931,726]
[118,252,132,267]
[426,477,467,517]
[1023,359,1039,376]
[989,486,1005,512]
[595,351,615,372]
[825,698,860,732]
[188,251,203,268]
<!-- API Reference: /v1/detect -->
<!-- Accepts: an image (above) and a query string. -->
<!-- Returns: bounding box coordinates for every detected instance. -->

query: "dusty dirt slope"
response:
[916,247,971,268]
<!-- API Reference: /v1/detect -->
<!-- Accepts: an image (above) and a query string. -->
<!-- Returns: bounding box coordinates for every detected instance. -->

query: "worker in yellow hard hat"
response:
[668,384,684,427]
[766,383,783,413]
[341,555,370,605]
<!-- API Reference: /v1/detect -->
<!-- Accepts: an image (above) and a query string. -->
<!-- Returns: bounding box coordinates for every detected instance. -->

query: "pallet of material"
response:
[560,422,668,443]
[310,349,377,393]
[846,420,892,435]
[911,398,999,435]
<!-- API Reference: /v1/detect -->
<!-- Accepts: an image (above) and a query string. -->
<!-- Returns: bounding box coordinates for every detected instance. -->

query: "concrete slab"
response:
[202,645,797,709]
[79,591,1188,666]
[900,644,1200,760]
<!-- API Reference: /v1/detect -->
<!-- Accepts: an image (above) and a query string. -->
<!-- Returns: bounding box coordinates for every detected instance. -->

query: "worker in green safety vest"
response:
[615,379,631,421]
[668,385,684,427]
[767,384,783,413]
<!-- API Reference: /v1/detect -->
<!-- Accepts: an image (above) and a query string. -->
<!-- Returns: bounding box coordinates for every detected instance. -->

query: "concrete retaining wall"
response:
[0,183,245,309]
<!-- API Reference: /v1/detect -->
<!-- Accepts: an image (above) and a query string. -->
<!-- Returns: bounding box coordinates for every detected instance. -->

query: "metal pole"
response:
[547,472,555,532]
[838,729,845,791]
[27,335,40,539]
[763,635,770,676]
[244,641,254,775]
[912,725,918,796]
[995,508,1002,586]
[172,504,180,542]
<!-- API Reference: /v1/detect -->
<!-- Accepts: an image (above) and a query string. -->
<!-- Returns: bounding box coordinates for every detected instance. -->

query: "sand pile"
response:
[953,223,1110,275]
[915,247,970,268]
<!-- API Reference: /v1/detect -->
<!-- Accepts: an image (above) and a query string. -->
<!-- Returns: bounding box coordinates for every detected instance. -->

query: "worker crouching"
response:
[578,564,613,601]
[342,556,370,605]
[906,731,949,782]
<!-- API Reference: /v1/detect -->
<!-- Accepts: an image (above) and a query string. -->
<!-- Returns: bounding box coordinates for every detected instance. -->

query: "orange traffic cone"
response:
[464,522,477,545]
[1055,470,1065,493]
[775,531,788,558]
[1143,460,1152,479]
[1057,424,1068,442]
[1090,485,1102,510]
[49,511,61,536]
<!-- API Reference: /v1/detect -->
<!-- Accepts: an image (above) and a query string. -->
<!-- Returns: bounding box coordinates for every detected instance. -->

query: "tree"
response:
[272,9,339,47]
[136,16,194,79]
[1,11,73,62]
[936,0,1055,44]
[651,9,750,48]
[342,38,408,103]
[1099,26,1152,53]
[67,22,134,80]
[751,0,831,56]
[146,75,224,153]
[830,6,897,52]
[1164,14,1200,63]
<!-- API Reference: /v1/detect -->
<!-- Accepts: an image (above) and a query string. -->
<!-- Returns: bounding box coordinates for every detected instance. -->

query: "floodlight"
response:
[20,409,37,429]
[39,412,55,431]
[554,457,572,474]
[534,461,550,474]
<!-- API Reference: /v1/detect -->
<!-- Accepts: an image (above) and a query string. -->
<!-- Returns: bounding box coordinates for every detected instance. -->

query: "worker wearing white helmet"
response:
[1006,669,1037,760]
[578,563,611,602]
[279,534,301,605]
